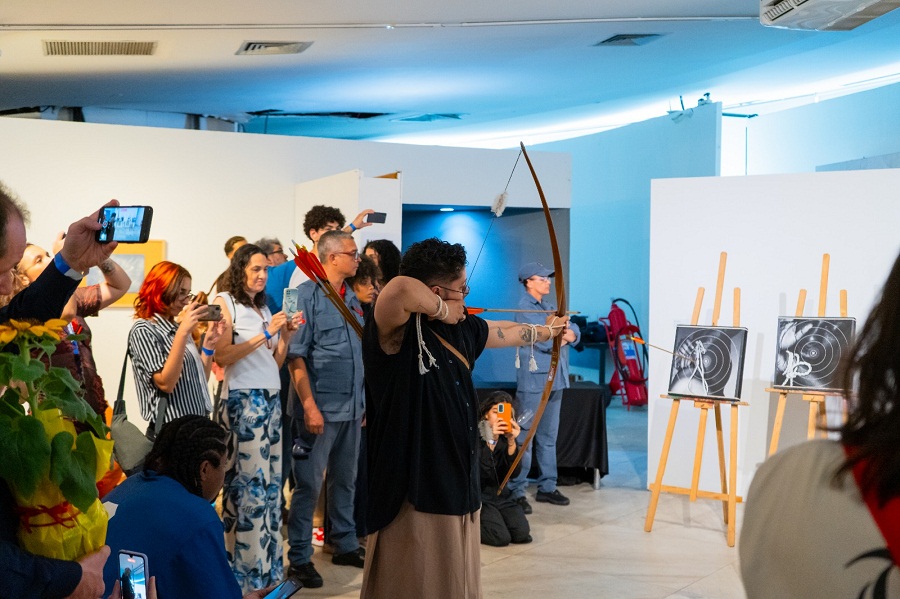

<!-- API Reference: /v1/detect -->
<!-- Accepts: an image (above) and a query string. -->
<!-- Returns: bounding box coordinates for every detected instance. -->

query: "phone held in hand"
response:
[365,211,387,224]
[283,288,299,317]
[97,206,153,244]
[118,549,149,599]
[497,401,513,427]
[199,304,222,321]
[263,576,303,599]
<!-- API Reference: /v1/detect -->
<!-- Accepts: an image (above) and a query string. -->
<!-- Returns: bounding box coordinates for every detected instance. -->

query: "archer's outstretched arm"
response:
[484,316,568,349]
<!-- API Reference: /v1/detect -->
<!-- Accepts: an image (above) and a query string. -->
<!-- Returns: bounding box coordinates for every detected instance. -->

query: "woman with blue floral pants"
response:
[213,244,304,592]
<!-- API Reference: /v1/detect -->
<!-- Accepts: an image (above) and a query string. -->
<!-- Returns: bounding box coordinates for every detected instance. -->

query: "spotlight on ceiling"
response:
[440,207,455,212]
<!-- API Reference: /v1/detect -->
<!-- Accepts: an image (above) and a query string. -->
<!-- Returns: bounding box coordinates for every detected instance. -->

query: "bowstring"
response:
[467,149,522,285]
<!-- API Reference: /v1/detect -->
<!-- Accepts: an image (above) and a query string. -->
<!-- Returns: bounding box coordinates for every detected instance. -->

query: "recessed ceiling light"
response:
[440,207,455,212]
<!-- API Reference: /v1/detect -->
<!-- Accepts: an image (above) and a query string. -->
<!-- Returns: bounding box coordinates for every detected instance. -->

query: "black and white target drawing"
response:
[668,326,748,401]
[772,317,856,392]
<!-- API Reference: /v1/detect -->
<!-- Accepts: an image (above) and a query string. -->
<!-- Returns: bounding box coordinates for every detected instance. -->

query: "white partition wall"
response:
[648,168,900,495]
[294,169,402,249]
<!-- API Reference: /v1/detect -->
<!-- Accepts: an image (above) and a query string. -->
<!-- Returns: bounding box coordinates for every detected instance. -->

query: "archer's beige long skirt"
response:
[360,500,482,599]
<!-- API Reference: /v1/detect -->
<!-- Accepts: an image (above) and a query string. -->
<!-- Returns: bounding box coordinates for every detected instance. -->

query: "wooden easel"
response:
[644,252,746,548]
[766,254,848,456]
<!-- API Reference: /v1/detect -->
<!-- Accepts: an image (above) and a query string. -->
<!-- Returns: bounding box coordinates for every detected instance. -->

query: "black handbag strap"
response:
[116,350,168,435]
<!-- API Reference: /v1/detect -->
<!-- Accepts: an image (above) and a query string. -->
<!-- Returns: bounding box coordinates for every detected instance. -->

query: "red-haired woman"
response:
[127,261,225,438]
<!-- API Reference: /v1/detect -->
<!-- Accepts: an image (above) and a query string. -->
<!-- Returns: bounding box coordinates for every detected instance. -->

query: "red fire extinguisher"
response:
[600,299,648,408]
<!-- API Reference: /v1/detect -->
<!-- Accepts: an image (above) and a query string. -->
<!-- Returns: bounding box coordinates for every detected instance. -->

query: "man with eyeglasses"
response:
[507,262,580,513]
[254,237,288,267]
[285,230,366,588]
[360,238,568,599]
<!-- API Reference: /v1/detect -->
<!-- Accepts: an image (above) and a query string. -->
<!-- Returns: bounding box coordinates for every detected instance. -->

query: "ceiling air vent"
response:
[594,34,662,47]
[236,41,313,56]
[43,41,157,56]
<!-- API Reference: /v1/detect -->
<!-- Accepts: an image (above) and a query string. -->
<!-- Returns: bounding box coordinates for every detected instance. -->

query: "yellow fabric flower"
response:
[27,326,61,342]
[0,326,17,344]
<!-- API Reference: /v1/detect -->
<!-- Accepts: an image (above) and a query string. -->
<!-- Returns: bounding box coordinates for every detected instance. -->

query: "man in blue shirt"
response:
[285,230,366,589]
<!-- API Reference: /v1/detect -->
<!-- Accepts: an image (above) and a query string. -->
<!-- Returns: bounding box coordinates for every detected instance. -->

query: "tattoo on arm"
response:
[99,260,115,275]
[495,327,505,339]
[518,325,535,344]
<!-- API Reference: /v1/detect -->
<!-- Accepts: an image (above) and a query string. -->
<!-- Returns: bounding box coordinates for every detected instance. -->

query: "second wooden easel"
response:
[766,253,848,456]
[644,252,746,548]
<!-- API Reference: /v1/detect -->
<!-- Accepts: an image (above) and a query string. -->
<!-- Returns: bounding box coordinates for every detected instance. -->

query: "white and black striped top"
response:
[127,315,212,425]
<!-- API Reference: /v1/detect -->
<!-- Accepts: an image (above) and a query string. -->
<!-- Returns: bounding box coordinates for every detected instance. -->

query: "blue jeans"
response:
[508,389,563,498]
[287,416,361,565]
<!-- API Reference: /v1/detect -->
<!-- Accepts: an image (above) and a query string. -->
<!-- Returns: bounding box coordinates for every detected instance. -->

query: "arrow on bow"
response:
[498,142,567,494]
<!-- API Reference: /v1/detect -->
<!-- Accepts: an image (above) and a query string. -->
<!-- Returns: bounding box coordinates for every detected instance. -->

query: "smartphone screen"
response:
[263,577,303,599]
[97,206,153,243]
[199,304,222,321]
[365,211,387,224]
[119,550,149,599]
[283,288,299,317]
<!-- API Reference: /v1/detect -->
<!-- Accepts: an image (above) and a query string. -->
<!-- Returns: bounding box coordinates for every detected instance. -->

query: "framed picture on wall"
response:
[83,240,166,308]
[668,325,748,401]
[772,317,856,392]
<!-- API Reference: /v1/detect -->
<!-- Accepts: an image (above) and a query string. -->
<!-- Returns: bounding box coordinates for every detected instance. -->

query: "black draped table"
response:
[475,381,609,489]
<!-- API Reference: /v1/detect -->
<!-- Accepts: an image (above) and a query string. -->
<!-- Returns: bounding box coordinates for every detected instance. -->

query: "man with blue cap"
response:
[508,262,580,513]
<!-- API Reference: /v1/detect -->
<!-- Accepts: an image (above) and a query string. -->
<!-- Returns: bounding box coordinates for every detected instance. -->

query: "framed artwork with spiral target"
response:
[772,317,856,392]
[667,325,749,401]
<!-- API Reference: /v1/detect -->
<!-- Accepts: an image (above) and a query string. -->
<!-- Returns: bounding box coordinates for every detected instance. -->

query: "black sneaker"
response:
[535,489,570,506]
[332,547,365,568]
[515,496,533,515]
[288,562,323,588]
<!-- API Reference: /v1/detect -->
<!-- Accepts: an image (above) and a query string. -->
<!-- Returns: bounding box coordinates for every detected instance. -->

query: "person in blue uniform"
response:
[508,262,580,512]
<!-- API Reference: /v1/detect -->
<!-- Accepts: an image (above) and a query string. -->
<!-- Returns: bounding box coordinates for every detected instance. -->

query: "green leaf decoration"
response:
[49,431,98,512]
[46,366,83,393]
[39,369,107,438]
[0,415,52,498]
[0,388,25,419]
[36,338,59,357]
[11,357,47,387]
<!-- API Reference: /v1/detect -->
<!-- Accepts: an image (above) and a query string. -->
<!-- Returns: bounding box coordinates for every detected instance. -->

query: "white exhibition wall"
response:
[0,117,569,430]
[648,168,900,495]
[722,80,900,176]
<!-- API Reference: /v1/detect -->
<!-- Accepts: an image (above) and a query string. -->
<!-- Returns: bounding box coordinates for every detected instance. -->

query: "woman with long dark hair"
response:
[363,239,401,288]
[213,244,303,592]
[740,253,900,597]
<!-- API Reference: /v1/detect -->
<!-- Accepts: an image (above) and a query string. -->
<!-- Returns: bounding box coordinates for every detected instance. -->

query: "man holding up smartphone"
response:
[0,181,120,599]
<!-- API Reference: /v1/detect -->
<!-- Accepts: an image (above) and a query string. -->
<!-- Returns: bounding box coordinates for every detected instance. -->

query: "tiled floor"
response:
[292,400,747,598]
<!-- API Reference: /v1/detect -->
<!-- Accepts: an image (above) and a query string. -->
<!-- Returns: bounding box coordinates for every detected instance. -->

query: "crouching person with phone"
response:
[213,244,304,592]
[478,392,531,547]
[102,415,281,599]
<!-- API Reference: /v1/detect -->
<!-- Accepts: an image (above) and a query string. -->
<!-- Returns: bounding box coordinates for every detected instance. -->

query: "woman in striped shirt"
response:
[128,261,225,437]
